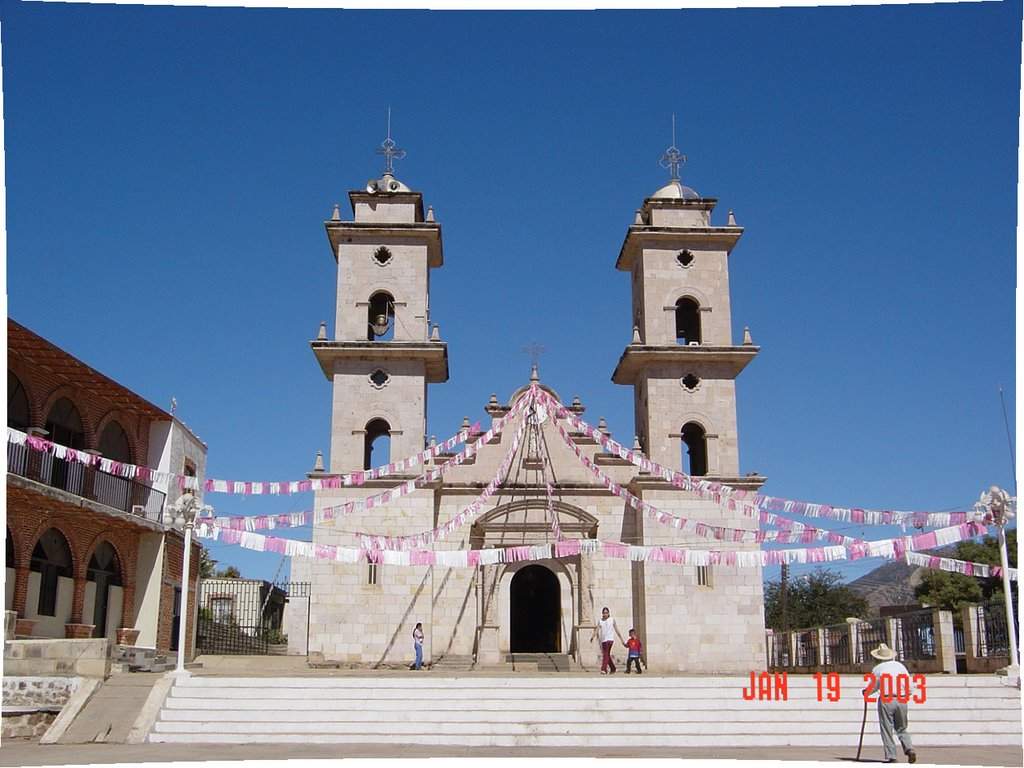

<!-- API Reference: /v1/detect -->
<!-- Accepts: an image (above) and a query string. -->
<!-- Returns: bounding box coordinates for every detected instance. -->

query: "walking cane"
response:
[855,692,869,761]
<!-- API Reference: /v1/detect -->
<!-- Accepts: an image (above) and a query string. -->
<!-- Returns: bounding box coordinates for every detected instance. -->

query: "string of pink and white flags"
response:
[8,385,1014,578]
[191,386,1006,577]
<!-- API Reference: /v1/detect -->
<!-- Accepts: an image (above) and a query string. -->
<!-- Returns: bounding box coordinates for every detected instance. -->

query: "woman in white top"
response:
[412,622,424,670]
[591,607,625,674]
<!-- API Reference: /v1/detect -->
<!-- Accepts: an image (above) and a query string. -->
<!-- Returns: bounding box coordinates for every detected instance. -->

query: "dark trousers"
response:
[626,655,642,673]
[601,641,616,672]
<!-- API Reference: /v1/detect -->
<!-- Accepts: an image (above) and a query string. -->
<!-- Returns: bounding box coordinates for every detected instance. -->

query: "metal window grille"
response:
[696,565,710,587]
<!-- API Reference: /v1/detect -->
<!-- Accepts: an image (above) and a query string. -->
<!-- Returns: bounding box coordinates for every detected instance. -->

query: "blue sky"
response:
[3,2,1019,584]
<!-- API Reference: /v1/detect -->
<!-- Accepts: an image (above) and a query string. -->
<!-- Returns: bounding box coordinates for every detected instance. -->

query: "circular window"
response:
[681,374,700,391]
[369,369,390,389]
[676,250,695,268]
[373,246,393,266]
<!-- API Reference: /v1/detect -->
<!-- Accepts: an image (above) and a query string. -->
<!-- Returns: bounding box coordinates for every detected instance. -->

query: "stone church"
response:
[294,136,767,673]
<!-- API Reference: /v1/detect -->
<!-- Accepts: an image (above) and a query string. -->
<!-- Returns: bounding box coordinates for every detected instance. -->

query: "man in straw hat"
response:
[864,643,918,763]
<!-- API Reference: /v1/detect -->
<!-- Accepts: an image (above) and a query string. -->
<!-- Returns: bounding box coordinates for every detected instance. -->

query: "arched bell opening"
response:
[675,297,701,345]
[681,421,708,476]
[367,292,395,341]
[363,418,391,470]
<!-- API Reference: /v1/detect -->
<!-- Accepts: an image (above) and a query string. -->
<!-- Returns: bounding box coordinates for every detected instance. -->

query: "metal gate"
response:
[196,579,309,655]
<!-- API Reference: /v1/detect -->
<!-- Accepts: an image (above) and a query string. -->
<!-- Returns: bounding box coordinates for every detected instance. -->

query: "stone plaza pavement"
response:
[2,741,1024,765]
[0,741,1022,766]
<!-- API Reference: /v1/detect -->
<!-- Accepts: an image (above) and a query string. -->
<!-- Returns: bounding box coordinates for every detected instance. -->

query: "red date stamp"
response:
[742,671,927,703]
[861,672,927,704]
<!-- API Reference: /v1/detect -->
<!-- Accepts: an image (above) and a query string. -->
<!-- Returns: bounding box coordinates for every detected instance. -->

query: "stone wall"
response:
[3,675,79,707]
[4,638,110,678]
[2,675,80,740]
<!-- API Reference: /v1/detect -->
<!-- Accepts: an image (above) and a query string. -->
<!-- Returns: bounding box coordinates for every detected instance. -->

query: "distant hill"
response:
[847,559,925,615]
[846,544,962,616]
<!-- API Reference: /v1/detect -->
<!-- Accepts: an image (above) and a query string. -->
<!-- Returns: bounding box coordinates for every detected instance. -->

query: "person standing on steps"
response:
[863,643,917,764]
[412,622,424,670]
[591,606,625,674]
[624,628,644,674]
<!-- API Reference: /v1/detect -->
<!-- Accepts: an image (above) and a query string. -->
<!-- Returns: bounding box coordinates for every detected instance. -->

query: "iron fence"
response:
[893,610,936,661]
[976,603,1010,658]
[822,624,851,667]
[954,625,965,655]
[8,442,165,521]
[766,631,793,669]
[794,629,820,667]
[855,618,888,664]
[197,580,308,655]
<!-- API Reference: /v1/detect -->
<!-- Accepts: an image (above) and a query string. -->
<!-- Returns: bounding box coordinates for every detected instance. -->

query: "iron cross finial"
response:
[658,113,686,181]
[376,106,407,175]
[521,342,546,368]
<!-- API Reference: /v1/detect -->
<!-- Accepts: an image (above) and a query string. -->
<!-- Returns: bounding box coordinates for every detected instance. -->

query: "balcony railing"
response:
[7,441,165,522]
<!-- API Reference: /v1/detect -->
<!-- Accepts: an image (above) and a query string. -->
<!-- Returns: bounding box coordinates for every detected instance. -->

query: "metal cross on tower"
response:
[376,106,406,175]
[521,342,546,368]
[658,113,686,181]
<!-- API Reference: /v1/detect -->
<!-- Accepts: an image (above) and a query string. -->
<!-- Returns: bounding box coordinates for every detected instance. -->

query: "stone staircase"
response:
[504,653,573,672]
[428,654,475,673]
[148,674,1021,746]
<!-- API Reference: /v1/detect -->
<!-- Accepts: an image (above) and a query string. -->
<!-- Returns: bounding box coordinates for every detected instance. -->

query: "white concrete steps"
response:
[149,674,1022,746]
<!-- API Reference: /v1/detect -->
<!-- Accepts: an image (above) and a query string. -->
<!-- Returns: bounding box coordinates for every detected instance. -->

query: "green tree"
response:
[198,547,217,579]
[764,568,869,630]
[215,565,242,578]
[914,530,1016,611]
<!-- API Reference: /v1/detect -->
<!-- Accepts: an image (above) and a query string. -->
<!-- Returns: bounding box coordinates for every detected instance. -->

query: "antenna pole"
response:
[999,386,1017,495]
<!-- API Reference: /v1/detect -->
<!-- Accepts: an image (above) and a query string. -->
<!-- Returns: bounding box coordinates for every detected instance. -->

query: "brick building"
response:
[6,319,205,656]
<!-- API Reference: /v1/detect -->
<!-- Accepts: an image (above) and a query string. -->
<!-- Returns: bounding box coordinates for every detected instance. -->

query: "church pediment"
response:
[473,500,599,537]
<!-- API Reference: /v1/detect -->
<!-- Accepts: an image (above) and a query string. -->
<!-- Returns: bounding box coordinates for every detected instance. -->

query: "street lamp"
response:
[165,492,213,676]
[974,486,1018,686]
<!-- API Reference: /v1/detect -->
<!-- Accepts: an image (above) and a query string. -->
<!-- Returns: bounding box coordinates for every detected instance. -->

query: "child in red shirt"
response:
[624,628,644,674]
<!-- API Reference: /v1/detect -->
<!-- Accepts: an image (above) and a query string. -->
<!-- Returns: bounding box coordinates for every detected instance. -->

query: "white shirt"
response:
[869,659,910,698]
[599,617,616,642]
[871,659,909,679]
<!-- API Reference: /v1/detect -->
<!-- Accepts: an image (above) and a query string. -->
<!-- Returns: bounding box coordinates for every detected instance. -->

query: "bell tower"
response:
[611,126,760,486]
[311,125,448,472]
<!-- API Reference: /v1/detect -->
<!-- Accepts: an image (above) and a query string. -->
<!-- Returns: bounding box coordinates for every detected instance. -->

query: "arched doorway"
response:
[87,542,123,638]
[44,398,85,493]
[510,564,560,652]
[30,528,73,619]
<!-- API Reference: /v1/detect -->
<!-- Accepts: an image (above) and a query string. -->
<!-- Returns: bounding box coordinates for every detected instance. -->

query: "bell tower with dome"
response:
[611,130,763,491]
[311,125,448,474]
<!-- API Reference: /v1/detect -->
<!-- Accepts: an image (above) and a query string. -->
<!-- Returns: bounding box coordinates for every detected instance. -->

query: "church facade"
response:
[295,141,767,673]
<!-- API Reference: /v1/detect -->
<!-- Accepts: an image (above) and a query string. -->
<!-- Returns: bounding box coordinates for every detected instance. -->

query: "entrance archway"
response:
[510,564,560,652]
[87,542,123,638]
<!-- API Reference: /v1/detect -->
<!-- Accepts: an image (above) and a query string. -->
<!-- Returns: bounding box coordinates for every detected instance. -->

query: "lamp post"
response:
[165,492,212,676]
[974,486,1018,685]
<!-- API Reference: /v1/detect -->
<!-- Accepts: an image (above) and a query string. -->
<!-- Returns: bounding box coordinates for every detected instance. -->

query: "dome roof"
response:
[367,172,412,194]
[651,179,701,200]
